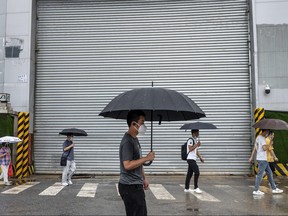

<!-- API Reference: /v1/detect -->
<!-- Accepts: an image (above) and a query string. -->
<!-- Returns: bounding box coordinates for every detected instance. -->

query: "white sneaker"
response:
[253,190,264,195]
[4,182,12,186]
[194,188,202,194]
[184,189,193,193]
[62,182,68,186]
[68,180,73,185]
[272,188,283,194]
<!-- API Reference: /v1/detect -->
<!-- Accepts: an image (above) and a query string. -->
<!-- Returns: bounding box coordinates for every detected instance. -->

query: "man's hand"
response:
[145,151,155,162]
[143,179,149,190]
[200,157,204,163]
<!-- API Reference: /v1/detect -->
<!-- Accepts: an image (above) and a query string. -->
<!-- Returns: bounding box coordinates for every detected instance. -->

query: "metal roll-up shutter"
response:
[35,0,251,174]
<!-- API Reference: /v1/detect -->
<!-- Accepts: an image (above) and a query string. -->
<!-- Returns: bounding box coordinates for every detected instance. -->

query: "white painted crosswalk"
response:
[2,182,39,194]
[77,183,98,197]
[180,184,220,202]
[39,182,65,196]
[0,181,286,201]
[149,184,175,200]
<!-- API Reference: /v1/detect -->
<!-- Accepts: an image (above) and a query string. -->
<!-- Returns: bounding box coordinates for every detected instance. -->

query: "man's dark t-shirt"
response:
[119,132,143,185]
[63,140,74,161]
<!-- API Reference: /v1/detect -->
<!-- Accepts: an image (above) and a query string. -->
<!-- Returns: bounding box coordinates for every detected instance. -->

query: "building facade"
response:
[0,0,287,175]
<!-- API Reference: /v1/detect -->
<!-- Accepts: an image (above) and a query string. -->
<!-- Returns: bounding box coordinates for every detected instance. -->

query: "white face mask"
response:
[134,122,147,135]
[138,124,147,135]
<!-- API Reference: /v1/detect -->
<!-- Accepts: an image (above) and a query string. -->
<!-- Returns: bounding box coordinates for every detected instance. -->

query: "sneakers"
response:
[272,188,283,194]
[61,182,69,186]
[194,188,203,194]
[4,182,12,186]
[184,188,202,194]
[253,190,264,195]
[68,180,73,185]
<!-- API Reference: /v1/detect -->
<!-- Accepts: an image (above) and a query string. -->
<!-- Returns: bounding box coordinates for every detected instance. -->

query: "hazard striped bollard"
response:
[16,112,25,179]
[22,112,29,177]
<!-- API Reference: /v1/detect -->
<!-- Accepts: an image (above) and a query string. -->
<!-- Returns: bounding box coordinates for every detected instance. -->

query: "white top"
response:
[256,135,267,161]
[186,137,197,160]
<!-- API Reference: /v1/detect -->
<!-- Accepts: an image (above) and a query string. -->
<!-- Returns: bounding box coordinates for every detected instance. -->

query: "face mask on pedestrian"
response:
[133,122,147,135]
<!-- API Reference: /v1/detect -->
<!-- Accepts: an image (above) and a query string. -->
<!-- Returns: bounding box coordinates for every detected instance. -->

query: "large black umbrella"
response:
[59,128,88,136]
[99,87,205,165]
[252,118,288,130]
[99,87,205,121]
[180,122,217,131]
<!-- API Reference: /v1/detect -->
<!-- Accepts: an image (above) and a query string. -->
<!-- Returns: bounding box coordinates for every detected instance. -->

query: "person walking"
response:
[249,129,283,195]
[61,134,76,186]
[266,131,278,176]
[184,129,204,194]
[118,110,155,216]
[0,142,12,186]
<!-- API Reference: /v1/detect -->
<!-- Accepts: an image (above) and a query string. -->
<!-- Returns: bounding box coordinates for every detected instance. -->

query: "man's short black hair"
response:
[127,110,146,126]
[191,129,199,134]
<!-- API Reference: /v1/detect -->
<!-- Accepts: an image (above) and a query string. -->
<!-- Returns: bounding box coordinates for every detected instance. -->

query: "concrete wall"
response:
[0,0,33,112]
[253,0,288,111]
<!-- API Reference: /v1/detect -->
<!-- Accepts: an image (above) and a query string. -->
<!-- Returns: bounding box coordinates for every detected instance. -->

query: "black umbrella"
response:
[252,118,288,130]
[99,87,205,121]
[59,128,88,136]
[180,122,217,131]
[99,87,205,165]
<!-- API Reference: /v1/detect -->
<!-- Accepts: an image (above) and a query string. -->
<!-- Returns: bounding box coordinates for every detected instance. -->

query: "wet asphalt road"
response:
[0,174,287,215]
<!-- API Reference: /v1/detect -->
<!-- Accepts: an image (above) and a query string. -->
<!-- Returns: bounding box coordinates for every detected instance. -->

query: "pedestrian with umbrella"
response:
[0,143,12,186]
[180,122,216,194]
[118,110,155,216]
[99,86,205,216]
[249,119,286,195]
[59,128,87,186]
[0,136,22,186]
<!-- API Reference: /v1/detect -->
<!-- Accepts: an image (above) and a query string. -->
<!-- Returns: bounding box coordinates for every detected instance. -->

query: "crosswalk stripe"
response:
[39,182,65,196]
[2,182,40,194]
[77,183,98,197]
[149,184,175,200]
[180,184,220,202]
[214,185,240,202]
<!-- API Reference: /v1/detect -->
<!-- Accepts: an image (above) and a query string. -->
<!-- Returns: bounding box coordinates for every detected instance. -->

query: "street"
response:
[0,174,287,215]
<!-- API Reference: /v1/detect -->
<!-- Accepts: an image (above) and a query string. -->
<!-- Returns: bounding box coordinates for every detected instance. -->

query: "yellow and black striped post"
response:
[254,107,265,137]
[16,112,25,179]
[22,112,29,177]
[253,107,265,175]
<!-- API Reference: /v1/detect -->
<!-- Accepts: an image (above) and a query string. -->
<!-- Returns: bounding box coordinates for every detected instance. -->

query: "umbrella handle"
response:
[143,161,153,166]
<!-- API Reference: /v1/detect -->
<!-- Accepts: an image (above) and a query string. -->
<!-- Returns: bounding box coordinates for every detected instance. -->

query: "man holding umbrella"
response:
[118,110,155,216]
[61,134,76,186]
[184,129,204,194]
[249,129,283,195]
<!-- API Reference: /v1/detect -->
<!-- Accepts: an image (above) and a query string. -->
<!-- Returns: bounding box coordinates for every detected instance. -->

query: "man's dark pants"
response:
[185,159,200,189]
[118,183,147,216]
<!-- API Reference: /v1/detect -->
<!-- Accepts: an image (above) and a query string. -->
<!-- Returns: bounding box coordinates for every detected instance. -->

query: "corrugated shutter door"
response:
[35,0,251,174]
